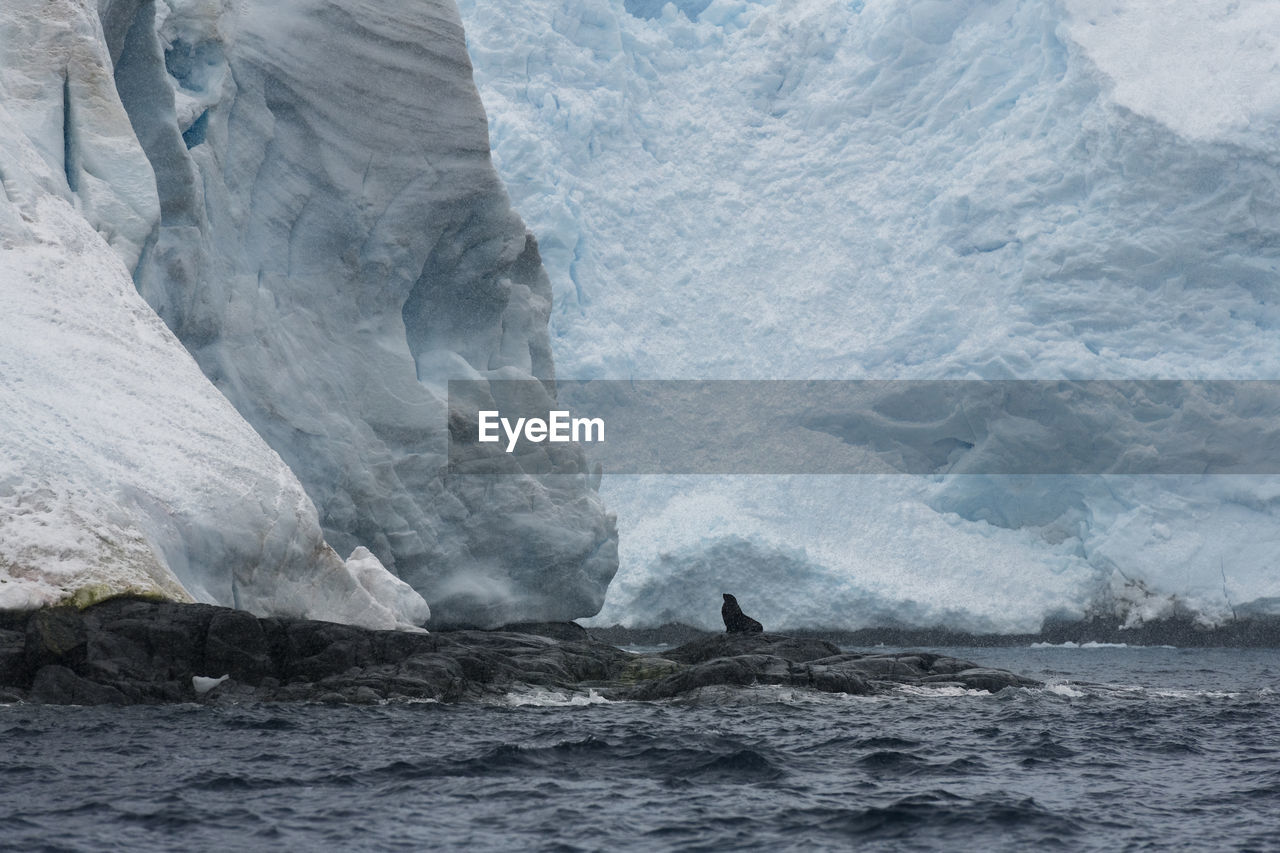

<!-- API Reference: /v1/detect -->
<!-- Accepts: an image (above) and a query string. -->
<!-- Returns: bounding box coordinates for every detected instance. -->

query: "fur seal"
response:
[721,593,764,633]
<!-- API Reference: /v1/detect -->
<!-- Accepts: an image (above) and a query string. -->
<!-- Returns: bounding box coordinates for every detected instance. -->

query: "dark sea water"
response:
[2,646,1278,851]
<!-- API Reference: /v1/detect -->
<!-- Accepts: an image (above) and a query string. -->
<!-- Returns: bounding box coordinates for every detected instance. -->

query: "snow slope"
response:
[458,0,1280,630]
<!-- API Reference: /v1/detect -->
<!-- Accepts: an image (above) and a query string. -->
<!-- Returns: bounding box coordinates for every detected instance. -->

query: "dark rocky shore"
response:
[592,613,1280,649]
[0,598,1038,706]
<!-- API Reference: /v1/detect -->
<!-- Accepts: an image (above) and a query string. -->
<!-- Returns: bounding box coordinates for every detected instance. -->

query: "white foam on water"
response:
[1043,683,1087,698]
[496,688,613,707]
[893,684,992,698]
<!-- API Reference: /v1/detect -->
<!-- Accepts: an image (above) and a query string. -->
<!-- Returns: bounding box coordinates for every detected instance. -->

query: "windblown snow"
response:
[457,0,1280,631]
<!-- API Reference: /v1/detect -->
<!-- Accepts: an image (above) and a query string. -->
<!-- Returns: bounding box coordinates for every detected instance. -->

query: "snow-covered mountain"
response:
[1,0,616,627]
[458,0,1280,631]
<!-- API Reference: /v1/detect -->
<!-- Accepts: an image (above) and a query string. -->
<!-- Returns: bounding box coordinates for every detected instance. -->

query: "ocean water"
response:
[2,647,1277,851]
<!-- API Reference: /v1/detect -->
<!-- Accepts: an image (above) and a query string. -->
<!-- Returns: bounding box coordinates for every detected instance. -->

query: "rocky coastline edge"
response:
[0,598,1040,706]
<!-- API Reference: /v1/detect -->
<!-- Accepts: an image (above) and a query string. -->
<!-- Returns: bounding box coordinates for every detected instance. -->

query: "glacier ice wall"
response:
[458,0,1280,630]
[461,0,1280,379]
[0,0,429,629]
[110,0,616,626]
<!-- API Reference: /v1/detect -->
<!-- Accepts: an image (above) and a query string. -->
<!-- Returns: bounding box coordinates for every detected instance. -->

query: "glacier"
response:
[1,0,616,627]
[457,0,1280,631]
[0,0,427,628]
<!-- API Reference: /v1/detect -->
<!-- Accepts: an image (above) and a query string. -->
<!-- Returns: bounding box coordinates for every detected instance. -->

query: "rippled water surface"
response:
[2,647,1278,851]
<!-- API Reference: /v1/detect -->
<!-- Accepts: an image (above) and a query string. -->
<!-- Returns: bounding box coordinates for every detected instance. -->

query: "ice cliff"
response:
[458,0,1280,631]
[1,0,616,627]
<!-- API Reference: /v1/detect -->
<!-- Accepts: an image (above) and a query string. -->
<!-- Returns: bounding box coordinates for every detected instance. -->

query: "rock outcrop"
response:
[0,600,1040,705]
[626,633,1040,700]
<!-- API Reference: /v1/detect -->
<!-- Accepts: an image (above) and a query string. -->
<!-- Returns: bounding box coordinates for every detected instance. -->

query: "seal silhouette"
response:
[721,593,763,633]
